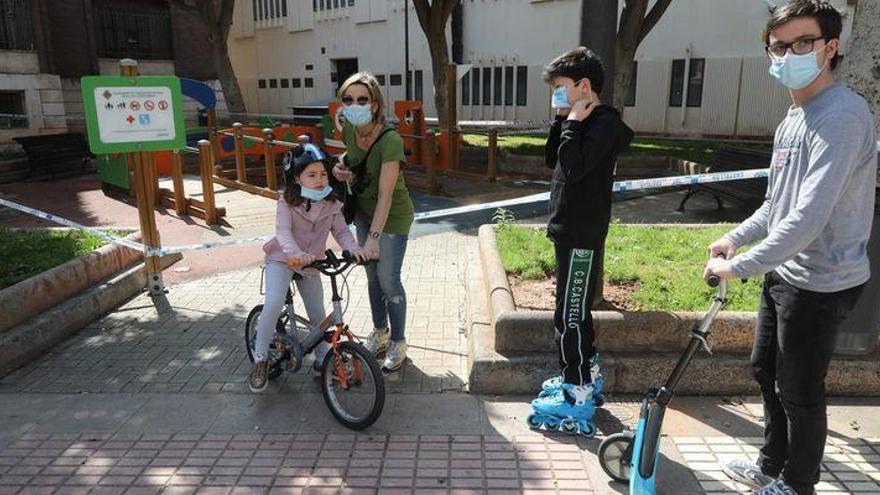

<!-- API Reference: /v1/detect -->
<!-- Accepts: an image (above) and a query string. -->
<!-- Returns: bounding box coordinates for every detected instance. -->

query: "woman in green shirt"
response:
[332,72,414,373]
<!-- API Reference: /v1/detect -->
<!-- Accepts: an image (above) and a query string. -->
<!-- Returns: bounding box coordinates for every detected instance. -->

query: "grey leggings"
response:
[253,261,328,363]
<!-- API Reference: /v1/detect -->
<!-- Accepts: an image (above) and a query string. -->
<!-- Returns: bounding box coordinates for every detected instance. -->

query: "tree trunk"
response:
[838,0,880,186]
[612,47,636,111]
[211,32,247,115]
[428,29,451,128]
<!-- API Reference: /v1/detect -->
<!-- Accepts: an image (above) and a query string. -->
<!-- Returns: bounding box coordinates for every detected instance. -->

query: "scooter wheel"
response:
[526,413,543,430]
[598,432,634,483]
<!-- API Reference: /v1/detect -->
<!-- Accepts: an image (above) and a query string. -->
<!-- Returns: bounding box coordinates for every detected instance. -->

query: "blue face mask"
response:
[300,184,334,201]
[551,86,571,109]
[768,49,827,90]
[342,104,373,126]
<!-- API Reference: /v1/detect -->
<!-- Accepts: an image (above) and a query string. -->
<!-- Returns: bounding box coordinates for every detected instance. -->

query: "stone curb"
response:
[0,254,181,377]
[0,231,143,333]
[469,224,880,396]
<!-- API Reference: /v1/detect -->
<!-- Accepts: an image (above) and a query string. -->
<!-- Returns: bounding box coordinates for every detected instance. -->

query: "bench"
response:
[13,133,95,181]
[678,146,770,211]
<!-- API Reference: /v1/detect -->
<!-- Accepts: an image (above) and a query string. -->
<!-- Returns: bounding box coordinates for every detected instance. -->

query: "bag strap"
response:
[354,128,396,170]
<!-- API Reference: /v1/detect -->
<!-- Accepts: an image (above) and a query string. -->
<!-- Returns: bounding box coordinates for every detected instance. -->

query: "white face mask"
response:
[768,47,828,90]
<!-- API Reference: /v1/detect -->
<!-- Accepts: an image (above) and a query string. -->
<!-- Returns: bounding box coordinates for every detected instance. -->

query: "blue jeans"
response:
[356,217,408,342]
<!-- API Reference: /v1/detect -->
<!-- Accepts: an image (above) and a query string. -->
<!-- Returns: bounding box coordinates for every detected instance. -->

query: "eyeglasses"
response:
[341,96,370,106]
[766,36,825,59]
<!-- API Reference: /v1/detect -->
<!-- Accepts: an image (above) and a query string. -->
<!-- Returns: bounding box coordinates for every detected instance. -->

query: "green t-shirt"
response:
[342,123,414,235]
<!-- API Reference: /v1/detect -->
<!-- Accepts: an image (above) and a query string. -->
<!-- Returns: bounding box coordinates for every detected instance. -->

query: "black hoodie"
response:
[544,105,634,249]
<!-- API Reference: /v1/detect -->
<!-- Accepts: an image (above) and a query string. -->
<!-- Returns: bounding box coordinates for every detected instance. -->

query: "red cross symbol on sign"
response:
[157,100,168,111]
[130,101,140,111]
[126,115,135,124]
[144,101,155,111]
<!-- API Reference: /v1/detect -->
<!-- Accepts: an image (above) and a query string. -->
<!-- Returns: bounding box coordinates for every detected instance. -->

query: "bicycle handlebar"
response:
[288,249,374,275]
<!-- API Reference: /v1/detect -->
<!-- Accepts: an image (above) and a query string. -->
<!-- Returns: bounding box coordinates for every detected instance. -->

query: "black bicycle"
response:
[245,250,385,430]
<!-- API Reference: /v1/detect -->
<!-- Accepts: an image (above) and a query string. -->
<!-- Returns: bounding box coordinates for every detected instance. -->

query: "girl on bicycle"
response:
[248,143,364,393]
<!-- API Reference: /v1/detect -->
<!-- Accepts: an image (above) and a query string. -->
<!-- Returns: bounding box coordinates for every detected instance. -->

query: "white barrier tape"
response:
[2,168,769,257]
[413,168,769,221]
[148,235,273,257]
[0,197,147,252]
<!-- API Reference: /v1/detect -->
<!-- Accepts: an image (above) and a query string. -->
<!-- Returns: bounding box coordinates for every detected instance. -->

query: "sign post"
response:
[81,64,186,296]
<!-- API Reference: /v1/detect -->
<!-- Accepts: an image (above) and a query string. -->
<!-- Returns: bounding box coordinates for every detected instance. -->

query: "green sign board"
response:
[81,75,186,154]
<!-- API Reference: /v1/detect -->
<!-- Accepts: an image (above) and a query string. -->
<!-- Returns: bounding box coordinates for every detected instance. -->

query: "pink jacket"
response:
[263,199,359,275]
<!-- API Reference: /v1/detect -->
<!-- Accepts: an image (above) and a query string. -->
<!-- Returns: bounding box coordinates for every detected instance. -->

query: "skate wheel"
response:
[579,421,597,437]
[560,418,578,434]
[526,413,543,430]
[594,394,605,408]
[544,415,561,430]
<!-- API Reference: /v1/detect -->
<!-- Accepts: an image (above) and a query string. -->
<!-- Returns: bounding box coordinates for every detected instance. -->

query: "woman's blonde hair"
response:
[337,72,385,123]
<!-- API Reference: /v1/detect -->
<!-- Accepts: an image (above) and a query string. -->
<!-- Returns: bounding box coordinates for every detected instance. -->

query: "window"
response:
[504,67,514,106]
[258,79,267,89]
[0,0,34,50]
[461,72,470,106]
[516,66,527,106]
[669,59,685,107]
[482,67,491,105]
[471,69,480,107]
[255,0,287,19]
[269,79,278,88]
[0,92,28,128]
[624,62,637,107]
[390,74,402,86]
[320,0,325,10]
[349,0,355,5]
[414,70,423,102]
[313,0,317,11]
[376,74,386,86]
[292,78,301,88]
[686,58,705,107]
[669,58,705,107]
[304,78,314,88]
[334,0,339,8]
[305,64,314,71]
[281,79,289,88]
[96,4,173,60]
[492,67,502,106]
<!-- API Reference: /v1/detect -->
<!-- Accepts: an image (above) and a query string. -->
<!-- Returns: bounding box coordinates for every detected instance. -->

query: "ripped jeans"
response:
[356,217,408,342]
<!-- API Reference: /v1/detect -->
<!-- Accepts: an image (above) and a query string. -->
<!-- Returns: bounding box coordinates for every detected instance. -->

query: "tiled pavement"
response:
[3,203,880,493]
[0,231,471,396]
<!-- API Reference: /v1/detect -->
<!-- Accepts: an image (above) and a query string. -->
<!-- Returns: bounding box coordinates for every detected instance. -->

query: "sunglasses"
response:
[341,96,371,106]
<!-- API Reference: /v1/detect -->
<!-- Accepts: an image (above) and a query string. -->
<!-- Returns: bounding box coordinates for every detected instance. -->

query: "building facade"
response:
[0,0,222,144]
[228,0,857,138]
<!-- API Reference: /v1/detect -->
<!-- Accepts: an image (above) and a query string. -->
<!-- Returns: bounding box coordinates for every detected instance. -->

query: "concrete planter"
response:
[1,231,143,333]
[0,231,182,377]
[468,224,880,396]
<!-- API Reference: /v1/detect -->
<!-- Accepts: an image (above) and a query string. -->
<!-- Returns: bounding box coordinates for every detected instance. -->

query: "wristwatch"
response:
[369,230,381,239]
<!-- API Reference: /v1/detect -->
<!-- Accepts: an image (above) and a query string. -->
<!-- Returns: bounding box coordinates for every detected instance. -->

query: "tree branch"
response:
[217,0,236,40]
[412,0,432,36]
[638,0,673,43]
[442,0,459,22]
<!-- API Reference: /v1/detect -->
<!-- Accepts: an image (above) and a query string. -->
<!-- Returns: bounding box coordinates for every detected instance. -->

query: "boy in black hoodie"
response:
[528,47,633,435]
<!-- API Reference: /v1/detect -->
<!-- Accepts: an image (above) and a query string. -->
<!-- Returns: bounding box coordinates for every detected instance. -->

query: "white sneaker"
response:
[723,458,776,490]
[363,328,390,355]
[749,480,796,495]
[382,340,407,372]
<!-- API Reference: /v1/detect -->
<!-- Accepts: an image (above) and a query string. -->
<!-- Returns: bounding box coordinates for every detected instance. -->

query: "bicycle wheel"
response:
[321,341,385,430]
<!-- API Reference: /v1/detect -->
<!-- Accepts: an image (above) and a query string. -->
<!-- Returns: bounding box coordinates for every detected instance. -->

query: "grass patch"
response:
[462,133,772,164]
[495,223,763,312]
[0,228,128,290]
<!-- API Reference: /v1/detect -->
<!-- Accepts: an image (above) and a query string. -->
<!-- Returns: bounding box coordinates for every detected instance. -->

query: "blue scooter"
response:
[598,272,729,494]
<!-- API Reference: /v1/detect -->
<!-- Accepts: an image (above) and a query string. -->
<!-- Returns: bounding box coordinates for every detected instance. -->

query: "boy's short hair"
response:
[542,47,605,94]
[763,0,843,69]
